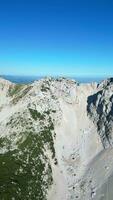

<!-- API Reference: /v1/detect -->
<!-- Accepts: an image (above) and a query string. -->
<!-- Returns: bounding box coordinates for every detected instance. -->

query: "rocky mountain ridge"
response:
[0,77,113,200]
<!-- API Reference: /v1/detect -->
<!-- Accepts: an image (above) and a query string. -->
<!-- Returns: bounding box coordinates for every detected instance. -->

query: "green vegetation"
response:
[0,110,55,200]
[0,129,54,200]
[0,101,57,199]
[9,84,24,97]
[9,85,24,104]
[52,110,56,113]
[41,84,49,92]
[0,137,11,150]
[29,109,45,121]
[9,84,33,104]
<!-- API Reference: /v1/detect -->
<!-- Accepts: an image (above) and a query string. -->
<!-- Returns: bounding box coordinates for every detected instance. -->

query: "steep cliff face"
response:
[87,78,113,148]
[0,77,113,200]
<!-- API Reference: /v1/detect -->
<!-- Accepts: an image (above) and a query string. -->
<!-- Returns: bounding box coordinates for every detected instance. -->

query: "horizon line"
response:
[0,74,111,78]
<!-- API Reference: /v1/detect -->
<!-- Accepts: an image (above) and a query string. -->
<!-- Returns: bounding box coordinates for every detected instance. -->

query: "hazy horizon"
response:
[0,74,110,84]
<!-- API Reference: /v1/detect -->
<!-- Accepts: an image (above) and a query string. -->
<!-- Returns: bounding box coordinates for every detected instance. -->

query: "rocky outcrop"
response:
[87,78,113,148]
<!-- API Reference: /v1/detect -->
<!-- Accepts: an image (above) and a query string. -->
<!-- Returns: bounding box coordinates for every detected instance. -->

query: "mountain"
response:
[0,77,113,200]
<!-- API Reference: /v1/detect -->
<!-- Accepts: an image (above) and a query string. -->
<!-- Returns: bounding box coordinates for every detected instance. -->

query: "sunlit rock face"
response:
[0,77,113,200]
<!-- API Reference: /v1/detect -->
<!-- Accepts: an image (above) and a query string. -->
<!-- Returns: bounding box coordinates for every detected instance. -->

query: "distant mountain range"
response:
[0,75,107,84]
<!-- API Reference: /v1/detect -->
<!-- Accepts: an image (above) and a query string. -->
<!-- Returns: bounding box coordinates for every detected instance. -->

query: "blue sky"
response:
[0,0,113,77]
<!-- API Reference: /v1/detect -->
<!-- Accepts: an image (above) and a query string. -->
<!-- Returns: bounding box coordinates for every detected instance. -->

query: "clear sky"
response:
[0,0,113,77]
